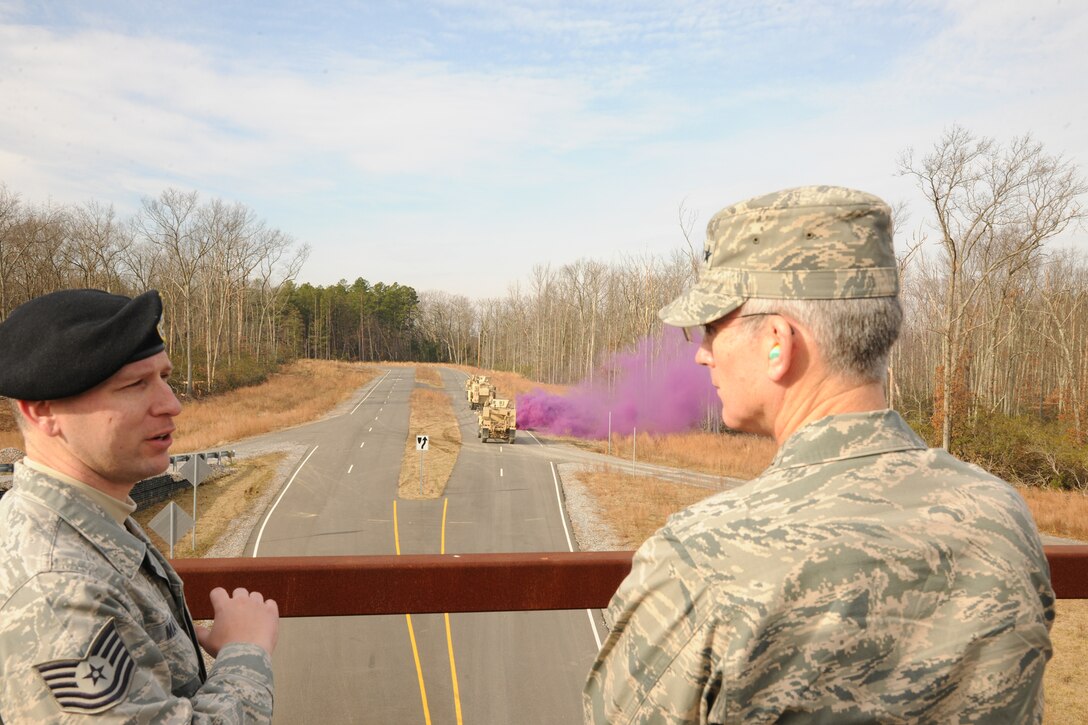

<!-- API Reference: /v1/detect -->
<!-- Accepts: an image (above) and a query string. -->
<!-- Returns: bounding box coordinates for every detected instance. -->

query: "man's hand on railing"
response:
[194,586,280,656]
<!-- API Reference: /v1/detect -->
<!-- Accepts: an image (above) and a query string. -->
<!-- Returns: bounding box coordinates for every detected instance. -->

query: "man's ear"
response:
[766,315,795,382]
[17,399,61,437]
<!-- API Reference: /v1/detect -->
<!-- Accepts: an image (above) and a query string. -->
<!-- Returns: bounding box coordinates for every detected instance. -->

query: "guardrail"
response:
[0,456,233,479]
[173,545,1088,620]
[170,450,235,469]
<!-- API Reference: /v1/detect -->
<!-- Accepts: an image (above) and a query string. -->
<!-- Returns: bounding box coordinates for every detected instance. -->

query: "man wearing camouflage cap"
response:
[585,186,1054,723]
[0,289,279,723]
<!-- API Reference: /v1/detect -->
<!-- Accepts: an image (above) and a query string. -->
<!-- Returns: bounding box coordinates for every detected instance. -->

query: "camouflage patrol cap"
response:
[659,185,898,327]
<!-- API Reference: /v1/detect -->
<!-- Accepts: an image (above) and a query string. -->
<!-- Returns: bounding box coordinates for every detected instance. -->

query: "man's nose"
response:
[156,380,182,416]
[695,341,713,367]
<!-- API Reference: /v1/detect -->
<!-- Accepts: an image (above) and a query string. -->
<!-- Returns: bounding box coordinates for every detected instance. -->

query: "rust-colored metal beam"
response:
[1043,545,1088,599]
[174,551,634,620]
[173,546,1088,620]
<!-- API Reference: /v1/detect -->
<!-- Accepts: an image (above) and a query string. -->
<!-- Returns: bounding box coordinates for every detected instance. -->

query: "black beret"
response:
[0,289,166,400]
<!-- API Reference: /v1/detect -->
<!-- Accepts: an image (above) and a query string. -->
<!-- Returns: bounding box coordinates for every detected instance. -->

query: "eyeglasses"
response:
[684,312,783,343]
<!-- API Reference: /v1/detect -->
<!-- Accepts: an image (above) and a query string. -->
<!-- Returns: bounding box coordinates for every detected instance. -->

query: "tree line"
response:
[0,186,308,395]
[2,126,1086,486]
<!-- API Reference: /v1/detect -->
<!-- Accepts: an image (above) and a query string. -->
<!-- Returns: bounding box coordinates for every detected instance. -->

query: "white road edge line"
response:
[549,462,574,552]
[252,445,319,558]
[549,461,603,650]
[350,371,390,415]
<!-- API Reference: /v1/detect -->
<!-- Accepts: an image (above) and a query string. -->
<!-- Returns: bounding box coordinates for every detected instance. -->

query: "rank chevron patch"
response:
[35,618,136,714]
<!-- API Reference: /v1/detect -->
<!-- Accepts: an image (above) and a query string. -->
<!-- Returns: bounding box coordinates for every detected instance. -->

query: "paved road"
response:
[243,367,602,724]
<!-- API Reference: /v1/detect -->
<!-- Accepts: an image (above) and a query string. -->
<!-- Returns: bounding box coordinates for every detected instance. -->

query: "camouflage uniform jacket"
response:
[0,465,274,723]
[585,410,1054,724]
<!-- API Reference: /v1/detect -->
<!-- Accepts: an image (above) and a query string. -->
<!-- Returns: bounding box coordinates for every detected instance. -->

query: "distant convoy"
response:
[465,375,517,444]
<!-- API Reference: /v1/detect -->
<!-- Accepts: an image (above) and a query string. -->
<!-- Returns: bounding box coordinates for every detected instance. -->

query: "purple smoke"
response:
[516,328,719,439]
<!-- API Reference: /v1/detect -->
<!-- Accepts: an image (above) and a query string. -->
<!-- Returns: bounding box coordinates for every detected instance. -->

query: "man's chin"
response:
[139,456,172,480]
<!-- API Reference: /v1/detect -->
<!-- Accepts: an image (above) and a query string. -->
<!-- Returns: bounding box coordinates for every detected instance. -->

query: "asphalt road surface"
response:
[243,368,604,724]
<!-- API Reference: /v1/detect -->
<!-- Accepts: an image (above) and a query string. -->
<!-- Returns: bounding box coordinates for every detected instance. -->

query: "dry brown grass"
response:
[173,360,380,452]
[0,429,20,451]
[1045,600,1088,723]
[575,466,717,549]
[413,366,444,388]
[397,386,462,499]
[1016,486,1088,541]
[133,453,284,558]
[1011,490,1088,721]
[566,430,777,480]
[0,402,20,451]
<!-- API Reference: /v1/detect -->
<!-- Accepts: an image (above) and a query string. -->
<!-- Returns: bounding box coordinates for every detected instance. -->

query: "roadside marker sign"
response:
[177,454,213,551]
[416,435,429,494]
[149,502,193,558]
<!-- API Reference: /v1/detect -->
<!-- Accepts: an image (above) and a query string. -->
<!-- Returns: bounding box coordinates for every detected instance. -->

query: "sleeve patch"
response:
[35,618,136,714]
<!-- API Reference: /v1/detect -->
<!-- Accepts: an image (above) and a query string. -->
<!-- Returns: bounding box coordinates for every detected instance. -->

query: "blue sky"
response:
[2,1,1085,297]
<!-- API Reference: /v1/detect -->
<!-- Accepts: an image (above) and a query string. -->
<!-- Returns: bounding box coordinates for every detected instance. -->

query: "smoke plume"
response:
[516,328,719,439]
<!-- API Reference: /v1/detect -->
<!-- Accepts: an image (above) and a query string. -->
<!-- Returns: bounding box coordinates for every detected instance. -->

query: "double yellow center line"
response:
[394,498,464,725]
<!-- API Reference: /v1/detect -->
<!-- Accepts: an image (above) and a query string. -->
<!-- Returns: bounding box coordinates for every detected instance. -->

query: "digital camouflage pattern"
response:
[585,411,1054,724]
[0,464,274,723]
[658,186,898,328]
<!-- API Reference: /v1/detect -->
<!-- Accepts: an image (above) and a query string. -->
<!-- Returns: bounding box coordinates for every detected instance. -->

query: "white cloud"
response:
[0,21,675,207]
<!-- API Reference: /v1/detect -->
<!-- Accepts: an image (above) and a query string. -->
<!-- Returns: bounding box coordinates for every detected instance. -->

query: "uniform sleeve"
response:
[584,528,731,725]
[0,572,273,724]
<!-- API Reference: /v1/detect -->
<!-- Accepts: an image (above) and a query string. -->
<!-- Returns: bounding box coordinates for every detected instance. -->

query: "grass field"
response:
[567,429,777,480]
[171,359,380,452]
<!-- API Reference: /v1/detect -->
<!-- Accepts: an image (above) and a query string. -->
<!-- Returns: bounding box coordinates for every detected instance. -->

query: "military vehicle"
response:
[469,376,493,411]
[478,398,516,443]
[466,374,489,401]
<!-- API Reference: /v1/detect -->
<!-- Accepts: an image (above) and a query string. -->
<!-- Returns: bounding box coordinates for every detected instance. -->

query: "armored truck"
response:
[478,398,516,443]
[469,377,493,411]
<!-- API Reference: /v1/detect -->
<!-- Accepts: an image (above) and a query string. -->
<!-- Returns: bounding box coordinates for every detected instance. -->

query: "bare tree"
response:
[899,126,1086,450]
[137,189,209,396]
[1037,252,1088,441]
[0,185,22,319]
[62,201,127,292]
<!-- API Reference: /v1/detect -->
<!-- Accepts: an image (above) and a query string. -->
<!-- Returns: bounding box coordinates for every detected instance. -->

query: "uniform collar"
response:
[22,458,136,524]
[771,409,928,470]
[12,463,147,579]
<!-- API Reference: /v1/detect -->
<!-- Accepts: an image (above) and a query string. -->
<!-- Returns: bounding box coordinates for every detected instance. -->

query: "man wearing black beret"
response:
[0,289,280,723]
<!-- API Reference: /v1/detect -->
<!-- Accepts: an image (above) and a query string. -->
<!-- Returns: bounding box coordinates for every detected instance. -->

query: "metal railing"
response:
[170,450,235,469]
[173,546,1088,620]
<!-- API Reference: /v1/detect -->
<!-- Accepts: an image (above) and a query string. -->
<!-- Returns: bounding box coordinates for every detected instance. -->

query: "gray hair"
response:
[737,296,902,383]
